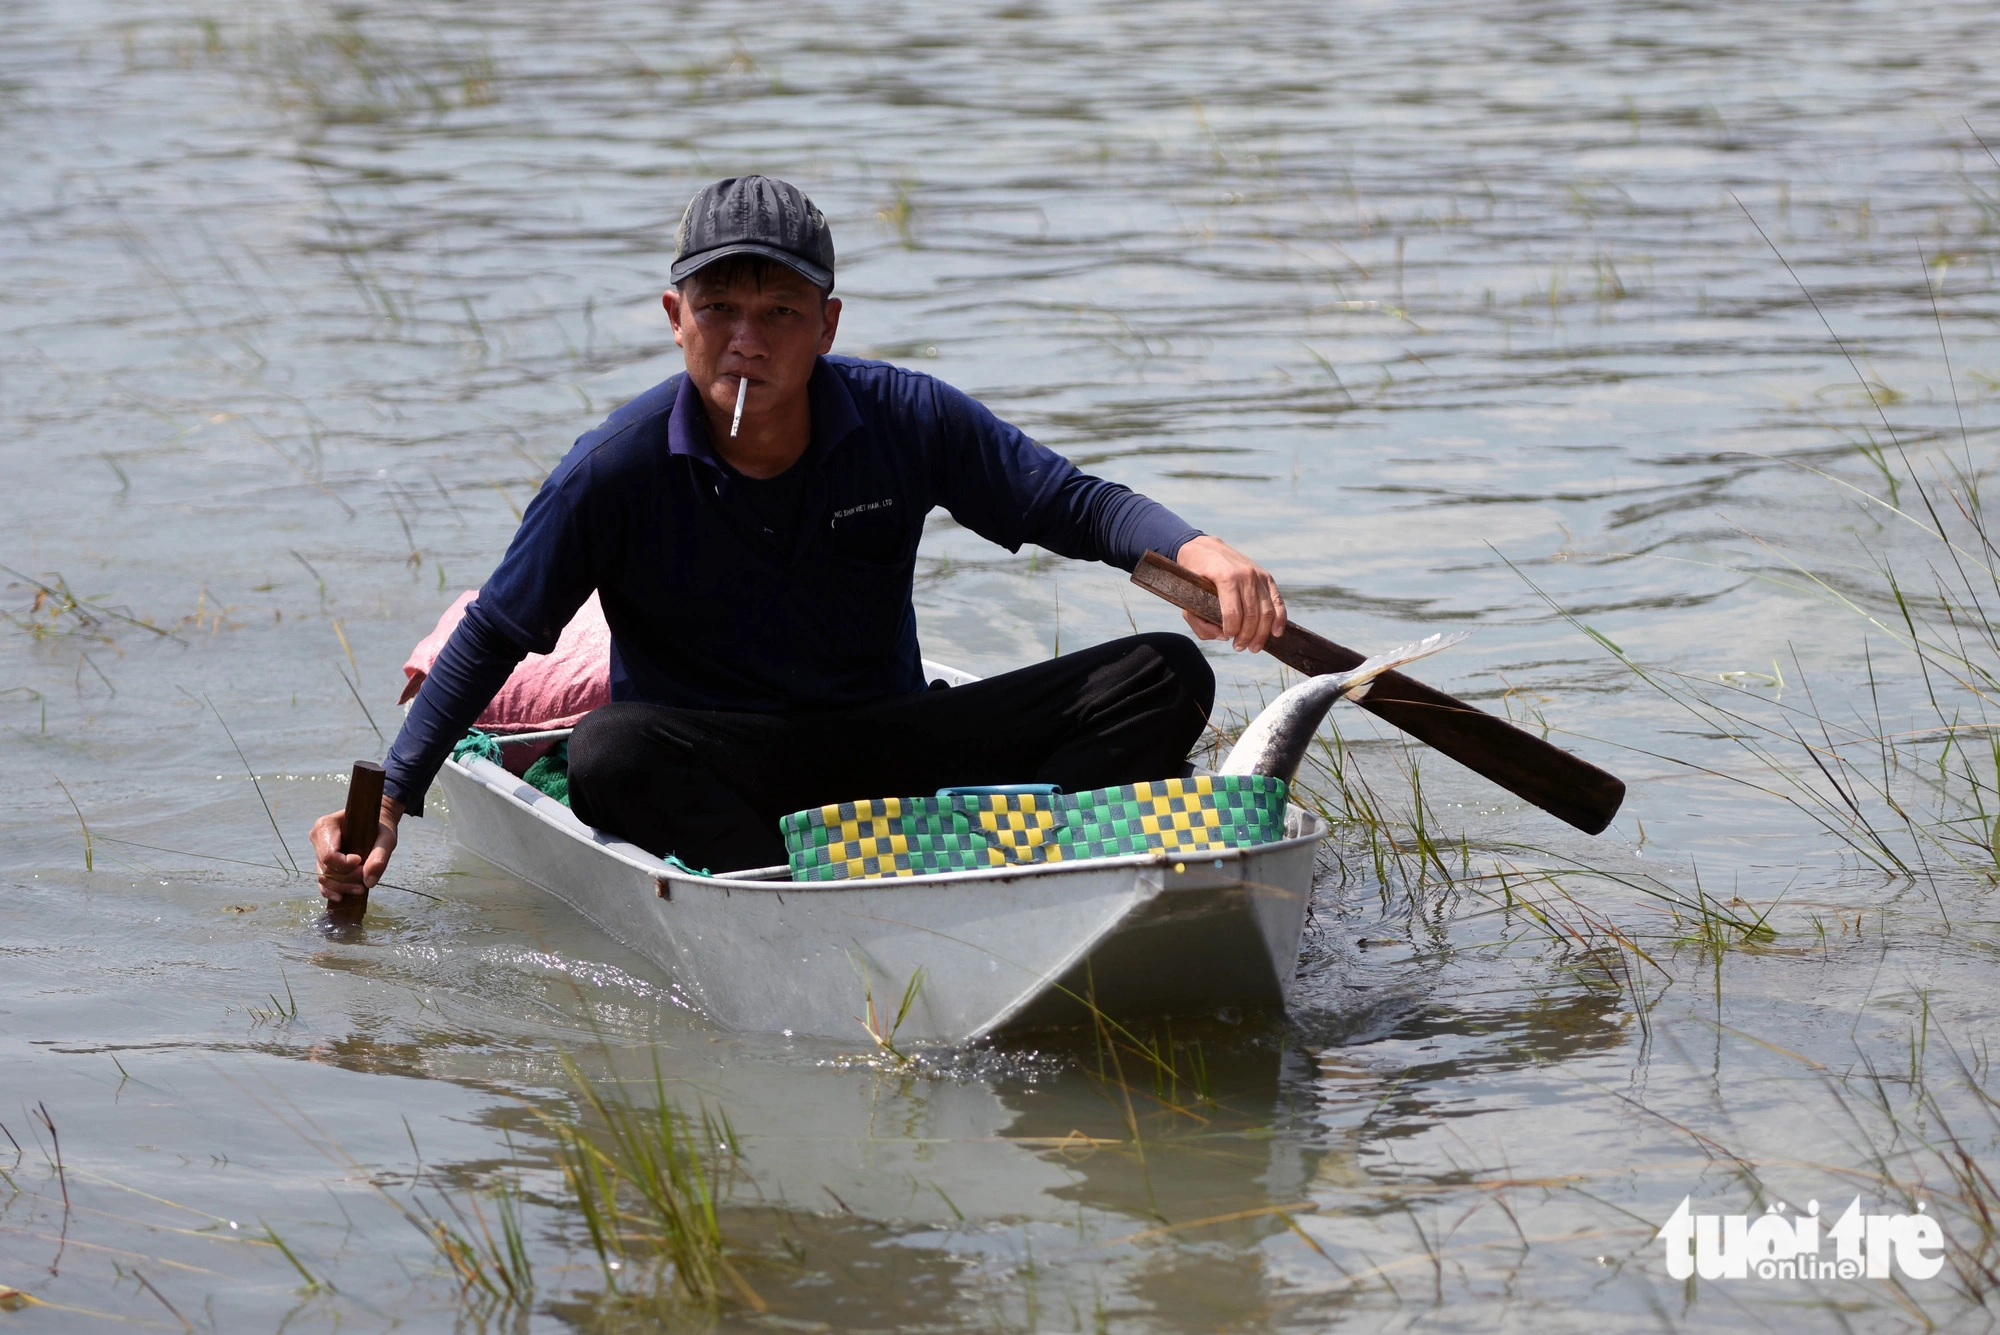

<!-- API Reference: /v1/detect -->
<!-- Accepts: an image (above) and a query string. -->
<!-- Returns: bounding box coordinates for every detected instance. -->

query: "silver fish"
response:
[1219,631,1471,783]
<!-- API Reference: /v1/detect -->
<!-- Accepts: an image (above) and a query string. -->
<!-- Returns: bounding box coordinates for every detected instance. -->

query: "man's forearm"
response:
[382,600,531,815]
[1032,473,1203,571]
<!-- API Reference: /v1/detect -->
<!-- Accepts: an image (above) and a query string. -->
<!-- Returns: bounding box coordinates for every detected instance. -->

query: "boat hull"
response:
[431,755,1323,1045]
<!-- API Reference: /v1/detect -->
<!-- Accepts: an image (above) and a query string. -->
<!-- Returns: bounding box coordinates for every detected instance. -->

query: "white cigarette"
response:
[730,376,748,438]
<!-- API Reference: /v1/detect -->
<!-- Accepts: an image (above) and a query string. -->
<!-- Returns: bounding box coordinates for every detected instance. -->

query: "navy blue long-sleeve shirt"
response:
[384,356,1202,813]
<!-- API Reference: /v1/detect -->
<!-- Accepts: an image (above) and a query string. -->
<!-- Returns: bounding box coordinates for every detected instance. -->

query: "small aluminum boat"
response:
[430,661,1325,1044]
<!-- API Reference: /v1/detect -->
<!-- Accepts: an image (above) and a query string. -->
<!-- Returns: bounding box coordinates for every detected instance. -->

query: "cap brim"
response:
[669,242,833,292]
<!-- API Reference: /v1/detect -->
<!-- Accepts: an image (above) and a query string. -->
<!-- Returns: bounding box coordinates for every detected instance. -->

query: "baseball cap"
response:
[669,175,835,292]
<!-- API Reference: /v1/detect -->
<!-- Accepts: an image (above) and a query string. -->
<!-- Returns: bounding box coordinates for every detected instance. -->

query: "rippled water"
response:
[5,1,2000,1328]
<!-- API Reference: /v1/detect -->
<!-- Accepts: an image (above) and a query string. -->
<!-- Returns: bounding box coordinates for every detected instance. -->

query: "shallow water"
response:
[4,0,2000,1328]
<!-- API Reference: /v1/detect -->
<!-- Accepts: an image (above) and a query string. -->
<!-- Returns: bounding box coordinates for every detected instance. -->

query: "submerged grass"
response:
[538,1051,763,1314]
[0,566,182,646]
[244,968,299,1027]
[261,1217,325,1292]
[402,1132,535,1314]
[52,778,92,871]
[1531,262,2000,910]
[158,12,501,126]
[1238,235,2000,1321]
[854,961,927,1066]
[1828,1022,2000,1305]
[1278,245,2000,996]
[1612,1009,2000,1313]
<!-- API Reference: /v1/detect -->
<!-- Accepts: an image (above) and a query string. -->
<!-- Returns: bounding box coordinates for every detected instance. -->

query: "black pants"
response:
[567,633,1215,872]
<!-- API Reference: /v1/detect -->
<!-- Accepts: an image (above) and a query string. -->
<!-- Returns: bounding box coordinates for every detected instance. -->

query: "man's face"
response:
[663,268,841,429]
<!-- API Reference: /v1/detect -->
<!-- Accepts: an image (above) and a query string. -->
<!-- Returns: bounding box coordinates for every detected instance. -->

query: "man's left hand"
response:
[1173,536,1288,653]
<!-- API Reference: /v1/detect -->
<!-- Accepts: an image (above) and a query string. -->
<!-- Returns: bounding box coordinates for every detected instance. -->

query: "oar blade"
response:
[1131,550,1626,834]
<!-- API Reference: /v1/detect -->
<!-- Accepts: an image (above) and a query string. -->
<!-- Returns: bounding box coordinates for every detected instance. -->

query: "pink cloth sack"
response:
[402,591,612,771]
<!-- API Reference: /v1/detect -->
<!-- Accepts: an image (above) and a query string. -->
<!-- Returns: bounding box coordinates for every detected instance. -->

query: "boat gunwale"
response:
[443,754,1326,896]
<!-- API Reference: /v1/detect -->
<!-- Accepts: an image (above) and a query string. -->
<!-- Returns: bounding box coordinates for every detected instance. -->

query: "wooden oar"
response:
[329,760,385,921]
[1132,550,1625,835]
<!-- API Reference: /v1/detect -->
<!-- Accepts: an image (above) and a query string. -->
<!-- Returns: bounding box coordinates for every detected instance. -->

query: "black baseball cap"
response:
[670,175,835,292]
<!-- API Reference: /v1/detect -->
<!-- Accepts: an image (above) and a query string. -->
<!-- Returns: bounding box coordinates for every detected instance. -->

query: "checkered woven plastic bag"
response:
[781,775,1288,882]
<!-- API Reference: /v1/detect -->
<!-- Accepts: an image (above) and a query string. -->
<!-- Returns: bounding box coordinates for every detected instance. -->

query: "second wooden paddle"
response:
[1132,550,1625,835]
[328,759,385,920]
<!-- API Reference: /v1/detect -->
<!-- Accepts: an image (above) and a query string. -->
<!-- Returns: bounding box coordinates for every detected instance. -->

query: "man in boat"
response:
[312,175,1287,895]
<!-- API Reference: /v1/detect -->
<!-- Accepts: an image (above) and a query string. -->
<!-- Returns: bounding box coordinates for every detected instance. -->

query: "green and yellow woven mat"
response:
[781,774,1290,882]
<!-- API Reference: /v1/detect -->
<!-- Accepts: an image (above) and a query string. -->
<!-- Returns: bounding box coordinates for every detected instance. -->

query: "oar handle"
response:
[335,760,385,914]
[1134,550,1231,627]
[1131,550,1626,835]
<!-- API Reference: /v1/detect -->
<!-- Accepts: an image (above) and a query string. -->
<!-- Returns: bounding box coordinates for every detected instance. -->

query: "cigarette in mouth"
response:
[730,376,748,438]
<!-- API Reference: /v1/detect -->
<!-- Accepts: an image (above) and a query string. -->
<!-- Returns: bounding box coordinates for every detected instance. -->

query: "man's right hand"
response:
[1172,535,1288,653]
[310,796,404,903]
